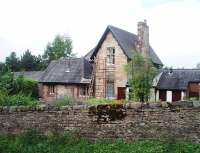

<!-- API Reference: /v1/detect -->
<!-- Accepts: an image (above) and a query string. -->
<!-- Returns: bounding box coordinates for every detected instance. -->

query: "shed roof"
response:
[154,69,200,90]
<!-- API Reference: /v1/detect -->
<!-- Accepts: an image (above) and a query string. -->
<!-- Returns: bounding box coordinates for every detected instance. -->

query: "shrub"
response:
[85,98,125,106]
[54,96,74,107]
[0,71,14,93]
[7,94,39,106]
[0,72,39,99]
[0,90,9,106]
[12,76,39,98]
[0,91,39,106]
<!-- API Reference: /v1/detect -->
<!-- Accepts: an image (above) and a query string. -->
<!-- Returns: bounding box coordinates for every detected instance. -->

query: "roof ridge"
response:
[108,25,137,36]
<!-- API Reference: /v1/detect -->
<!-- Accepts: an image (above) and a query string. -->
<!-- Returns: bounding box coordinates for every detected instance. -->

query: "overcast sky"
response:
[0,0,200,68]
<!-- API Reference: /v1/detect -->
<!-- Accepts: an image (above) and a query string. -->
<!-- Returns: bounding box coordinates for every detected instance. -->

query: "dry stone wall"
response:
[0,102,200,141]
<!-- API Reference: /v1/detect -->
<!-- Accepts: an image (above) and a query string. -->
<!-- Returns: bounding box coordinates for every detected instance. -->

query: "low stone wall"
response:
[0,102,200,141]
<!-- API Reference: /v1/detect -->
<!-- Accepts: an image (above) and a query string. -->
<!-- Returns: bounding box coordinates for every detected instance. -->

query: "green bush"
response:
[85,98,117,106]
[0,72,39,99]
[7,94,39,106]
[12,76,39,98]
[0,91,39,106]
[0,90,9,106]
[54,96,74,107]
[0,71,14,93]
[189,97,199,101]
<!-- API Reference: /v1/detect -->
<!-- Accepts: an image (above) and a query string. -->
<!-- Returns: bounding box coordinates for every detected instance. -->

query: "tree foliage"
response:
[0,62,6,73]
[43,35,75,63]
[0,71,38,98]
[20,50,45,71]
[5,52,20,71]
[3,50,45,72]
[126,53,158,102]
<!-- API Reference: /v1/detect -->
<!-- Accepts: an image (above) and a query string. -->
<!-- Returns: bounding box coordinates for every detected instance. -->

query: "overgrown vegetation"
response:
[126,53,158,102]
[0,91,38,106]
[0,71,39,106]
[54,96,74,107]
[85,98,125,106]
[0,130,200,153]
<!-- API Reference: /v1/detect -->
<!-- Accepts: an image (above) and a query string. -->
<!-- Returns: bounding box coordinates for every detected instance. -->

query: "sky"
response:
[0,0,200,68]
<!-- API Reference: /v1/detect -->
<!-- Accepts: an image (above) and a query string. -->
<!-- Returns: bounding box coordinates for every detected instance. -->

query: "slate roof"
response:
[154,69,200,90]
[86,25,163,65]
[39,57,92,84]
[14,71,44,81]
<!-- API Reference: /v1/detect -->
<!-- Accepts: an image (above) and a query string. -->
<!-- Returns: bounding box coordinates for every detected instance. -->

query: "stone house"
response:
[39,58,92,102]
[85,20,163,100]
[38,20,163,102]
[153,69,200,102]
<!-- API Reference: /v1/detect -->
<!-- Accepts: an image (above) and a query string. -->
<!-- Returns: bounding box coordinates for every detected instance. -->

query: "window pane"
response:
[106,82,114,98]
[107,47,115,64]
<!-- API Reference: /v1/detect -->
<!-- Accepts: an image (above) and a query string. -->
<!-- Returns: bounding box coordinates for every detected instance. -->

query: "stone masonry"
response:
[0,102,200,141]
[95,32,128,98]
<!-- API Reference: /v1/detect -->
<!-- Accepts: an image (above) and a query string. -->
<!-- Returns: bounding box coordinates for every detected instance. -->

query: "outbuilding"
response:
[153,69,200,102]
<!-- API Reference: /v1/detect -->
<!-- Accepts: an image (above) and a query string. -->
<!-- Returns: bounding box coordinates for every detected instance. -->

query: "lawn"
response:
[0,131,200,153]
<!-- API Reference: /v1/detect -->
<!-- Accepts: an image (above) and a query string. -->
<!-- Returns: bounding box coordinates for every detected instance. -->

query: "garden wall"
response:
[0,102,200,141]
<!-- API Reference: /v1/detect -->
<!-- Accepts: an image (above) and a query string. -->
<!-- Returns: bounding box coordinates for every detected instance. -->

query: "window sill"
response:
[106,63,115,65]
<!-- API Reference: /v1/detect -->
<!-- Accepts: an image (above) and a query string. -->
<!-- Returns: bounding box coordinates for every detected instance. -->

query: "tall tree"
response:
[20,50,36,71]
[20,49,44,71]
[0,62,5,72]
[5,52,20,71]
[126,53,158,102]
[43,35,74,63]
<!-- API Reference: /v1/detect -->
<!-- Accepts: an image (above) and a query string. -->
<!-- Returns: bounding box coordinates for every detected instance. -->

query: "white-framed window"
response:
[80,85,88,96]
[106,81,114,98]
[107,47,115,64]
[48,85,55,95]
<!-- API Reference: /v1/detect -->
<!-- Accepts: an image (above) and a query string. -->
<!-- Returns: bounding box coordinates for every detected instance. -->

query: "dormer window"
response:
[107,47,115,64]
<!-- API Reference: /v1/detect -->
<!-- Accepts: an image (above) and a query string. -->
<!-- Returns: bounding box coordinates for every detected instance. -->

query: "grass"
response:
[0,130,200,153]
[85,98,126,106]
[53,96,74,107]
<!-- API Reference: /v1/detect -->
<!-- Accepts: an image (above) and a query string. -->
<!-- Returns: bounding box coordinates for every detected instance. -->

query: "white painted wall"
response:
[167,91,172,102]
[126,87,129,100]
[181,91,186,100]
[156,90,159,101]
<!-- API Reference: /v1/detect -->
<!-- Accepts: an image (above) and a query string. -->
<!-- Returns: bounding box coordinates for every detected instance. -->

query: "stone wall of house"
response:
[41,84,79,102]
[95,32,128,98]
[0,102,200,141]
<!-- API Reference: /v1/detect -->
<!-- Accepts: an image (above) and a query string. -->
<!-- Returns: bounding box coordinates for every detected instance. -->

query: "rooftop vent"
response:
[65,58,71,73]
[168,68,173,75]
[65,68,70,73]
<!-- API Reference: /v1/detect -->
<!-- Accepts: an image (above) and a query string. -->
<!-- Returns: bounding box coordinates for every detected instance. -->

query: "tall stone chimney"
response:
[136,20,150,58]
